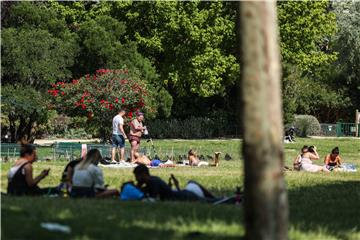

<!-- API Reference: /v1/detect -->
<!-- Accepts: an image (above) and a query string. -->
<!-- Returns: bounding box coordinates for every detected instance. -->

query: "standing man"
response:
[111,109,127,163]
[129,112,146,162]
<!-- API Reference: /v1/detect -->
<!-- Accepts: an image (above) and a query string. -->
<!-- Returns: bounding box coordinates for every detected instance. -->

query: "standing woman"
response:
[129,112,146,162]
[7,144,54,195]
[72,149,119,198]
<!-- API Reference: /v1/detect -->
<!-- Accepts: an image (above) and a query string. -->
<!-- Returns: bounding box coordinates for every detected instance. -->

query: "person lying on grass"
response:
[293,145,329,172]
[188,149,209,166]
[132,164,215,201]
[324,147,342,171]
[7,144,58,196]
[71,149,119,198]
[133,152,176,167]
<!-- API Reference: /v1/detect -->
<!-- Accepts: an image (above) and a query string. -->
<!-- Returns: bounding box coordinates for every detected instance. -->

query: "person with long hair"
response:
[7,144,56,195]
[324,147,342,171]
[293,145,329,172]
[72,149,119,198]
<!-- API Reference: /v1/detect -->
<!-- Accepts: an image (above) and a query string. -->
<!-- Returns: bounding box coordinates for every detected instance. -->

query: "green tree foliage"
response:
[1,85,49,143]
[1,2,78,88]
[278,1,337,72]
[109,1,239,98]
[1,2,78,142]
[331,1,360,119]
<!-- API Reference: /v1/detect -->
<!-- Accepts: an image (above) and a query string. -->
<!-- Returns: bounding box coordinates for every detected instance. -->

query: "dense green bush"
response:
[292,115,321,137]
[146,116,240,139]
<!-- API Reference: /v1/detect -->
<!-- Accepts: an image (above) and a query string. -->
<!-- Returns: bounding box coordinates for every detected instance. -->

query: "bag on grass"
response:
[120,182,144,200]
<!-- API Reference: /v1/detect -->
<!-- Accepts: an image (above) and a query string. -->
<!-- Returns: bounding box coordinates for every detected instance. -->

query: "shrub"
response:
[146,116,239,139]
[292,115,321,137]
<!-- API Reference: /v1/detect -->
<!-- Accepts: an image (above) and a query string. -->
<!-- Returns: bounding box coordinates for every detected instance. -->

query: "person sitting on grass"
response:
[324,147,342,171]
[71,149,119,198]
[294,145,329,172]
[7,144,57,196]
[132,164,212,201]
[61,158,82,186]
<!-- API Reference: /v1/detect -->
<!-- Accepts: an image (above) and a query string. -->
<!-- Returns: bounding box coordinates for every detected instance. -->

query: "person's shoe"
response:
[110,160,118,164]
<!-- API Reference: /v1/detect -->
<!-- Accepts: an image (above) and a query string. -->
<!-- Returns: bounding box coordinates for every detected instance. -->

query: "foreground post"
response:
[238,1,288,239]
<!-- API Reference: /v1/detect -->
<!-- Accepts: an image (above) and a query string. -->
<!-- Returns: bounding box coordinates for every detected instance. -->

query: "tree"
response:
[238,1,288,239]
[109,1,240,98]
[277,1,337,73]
[1,2,78,142]
[331,1,360,120]
[1,86,49,143]
[48,69,156,142]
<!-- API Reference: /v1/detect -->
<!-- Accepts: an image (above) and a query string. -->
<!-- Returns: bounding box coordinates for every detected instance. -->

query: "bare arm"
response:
[24,165,49,187]
[324,155,330,165]
[293,155,301,164]
[118,123,127,138]
[67,166,74,184]
[309,149,319,160]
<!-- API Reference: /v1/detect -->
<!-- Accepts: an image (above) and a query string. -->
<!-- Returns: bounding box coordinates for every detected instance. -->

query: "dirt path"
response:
[34,138,101,146]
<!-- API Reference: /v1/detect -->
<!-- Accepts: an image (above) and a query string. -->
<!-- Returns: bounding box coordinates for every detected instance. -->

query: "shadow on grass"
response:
[2,181,359,239]
[287,180,360,239]
[1,196,243,240]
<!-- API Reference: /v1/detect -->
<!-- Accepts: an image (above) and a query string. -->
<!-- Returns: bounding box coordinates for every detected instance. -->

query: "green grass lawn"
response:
[1,138,360,239]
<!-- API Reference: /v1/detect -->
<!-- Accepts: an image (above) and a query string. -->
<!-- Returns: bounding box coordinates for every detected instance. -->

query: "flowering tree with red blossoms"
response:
[48,69,155,141]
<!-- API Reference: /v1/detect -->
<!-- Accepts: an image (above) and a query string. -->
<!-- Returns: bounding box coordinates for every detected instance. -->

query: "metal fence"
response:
[336,123,360,137]
[319,124,337,136]
[320,123,360,137]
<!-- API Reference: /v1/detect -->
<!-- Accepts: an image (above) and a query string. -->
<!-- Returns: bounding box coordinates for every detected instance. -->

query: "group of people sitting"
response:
[293,145,353,172]
[7,144,230,203]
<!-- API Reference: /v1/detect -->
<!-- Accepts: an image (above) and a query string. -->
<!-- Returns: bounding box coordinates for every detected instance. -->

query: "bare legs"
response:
[112,147,125,162]
[130,141,140,162]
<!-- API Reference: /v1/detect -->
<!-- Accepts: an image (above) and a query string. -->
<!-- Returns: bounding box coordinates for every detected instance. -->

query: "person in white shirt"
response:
[111,109,127,163]
[72,149,119,198]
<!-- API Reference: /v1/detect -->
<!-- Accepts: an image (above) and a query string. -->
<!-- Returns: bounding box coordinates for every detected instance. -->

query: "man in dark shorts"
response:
[111,109,127,163]
[129,112,146,162]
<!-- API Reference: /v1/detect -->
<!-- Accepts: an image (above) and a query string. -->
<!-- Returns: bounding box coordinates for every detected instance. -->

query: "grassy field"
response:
[1,138,360,239]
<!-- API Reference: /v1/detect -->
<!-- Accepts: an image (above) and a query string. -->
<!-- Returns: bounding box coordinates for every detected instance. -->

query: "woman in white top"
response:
[72,149,119,198]
[294,146,329,172]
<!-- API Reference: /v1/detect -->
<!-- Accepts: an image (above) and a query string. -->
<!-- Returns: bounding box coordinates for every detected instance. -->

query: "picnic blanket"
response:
[99,160,180,169]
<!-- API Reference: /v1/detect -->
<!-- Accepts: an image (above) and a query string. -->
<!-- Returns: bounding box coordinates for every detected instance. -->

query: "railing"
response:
[336,123,360,137]
[319,124,337,136]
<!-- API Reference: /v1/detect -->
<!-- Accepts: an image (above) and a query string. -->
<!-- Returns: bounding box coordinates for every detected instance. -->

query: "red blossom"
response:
[115,98,119,103]
[61,92,65,95]
[121,98,125,103]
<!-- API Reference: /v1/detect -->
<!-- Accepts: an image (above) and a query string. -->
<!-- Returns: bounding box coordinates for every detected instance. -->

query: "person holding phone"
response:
[129,112,146,162]
[7,144,55,195]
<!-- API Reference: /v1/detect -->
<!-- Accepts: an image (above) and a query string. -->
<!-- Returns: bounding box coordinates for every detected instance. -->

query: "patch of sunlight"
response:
[8,205,23,212]
[130,218,243,237]
[57,209,73,220]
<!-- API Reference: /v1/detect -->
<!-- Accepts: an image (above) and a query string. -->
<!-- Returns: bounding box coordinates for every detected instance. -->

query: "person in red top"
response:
[129,112,146,162]
[324,147,342,171]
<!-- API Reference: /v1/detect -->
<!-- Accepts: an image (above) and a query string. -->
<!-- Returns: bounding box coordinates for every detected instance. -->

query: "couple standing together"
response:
[111,110,146,163]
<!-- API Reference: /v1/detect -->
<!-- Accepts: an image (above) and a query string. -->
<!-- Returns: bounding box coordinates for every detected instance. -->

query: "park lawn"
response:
[1,138,360,239]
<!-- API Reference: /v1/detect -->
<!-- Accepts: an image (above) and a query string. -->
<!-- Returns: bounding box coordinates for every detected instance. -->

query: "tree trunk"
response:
[238,1,288,240]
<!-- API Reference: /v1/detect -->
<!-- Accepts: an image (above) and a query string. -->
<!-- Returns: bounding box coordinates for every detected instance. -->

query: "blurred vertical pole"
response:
[238,1,288,240]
